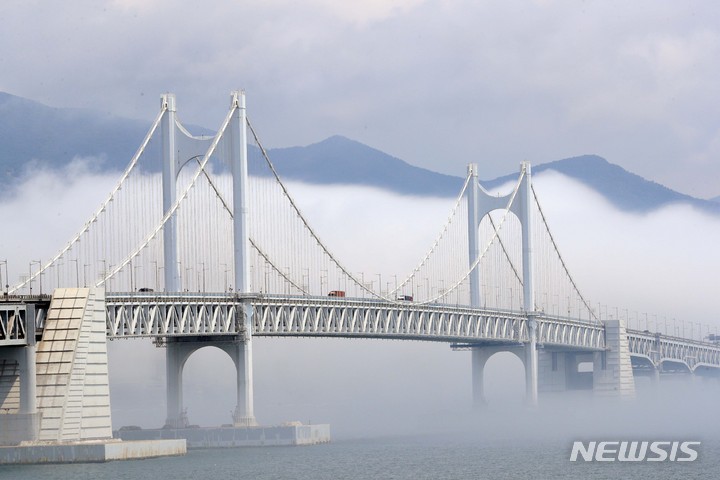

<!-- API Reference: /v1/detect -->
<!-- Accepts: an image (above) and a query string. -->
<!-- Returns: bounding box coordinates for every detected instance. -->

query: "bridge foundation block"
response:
[593,319,636,398]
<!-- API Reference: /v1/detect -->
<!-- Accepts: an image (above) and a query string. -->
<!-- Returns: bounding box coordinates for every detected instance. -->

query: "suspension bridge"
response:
[1,91,719,447]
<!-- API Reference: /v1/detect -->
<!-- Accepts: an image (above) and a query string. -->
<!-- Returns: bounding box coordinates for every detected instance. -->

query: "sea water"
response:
[1,434,718,480]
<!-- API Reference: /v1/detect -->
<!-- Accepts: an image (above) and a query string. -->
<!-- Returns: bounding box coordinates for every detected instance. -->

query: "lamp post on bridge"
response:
[99,260,106,288]
[0,259,7,297]
[30,260,42,295]
[357,272,365,299]
[55,262,63,289]
[185,266,193,292]
[320,269,328,296]
[107,264,114,292]
[151,261,160,292]
[302,268,310,294]
[263,264,269,294]
[199,262,206,293]
[283,267,290,295]
[134,264,142,292]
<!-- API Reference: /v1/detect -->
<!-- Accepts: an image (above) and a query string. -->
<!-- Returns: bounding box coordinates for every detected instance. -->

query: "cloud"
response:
[532,170,720,332]
[3,164,719,435]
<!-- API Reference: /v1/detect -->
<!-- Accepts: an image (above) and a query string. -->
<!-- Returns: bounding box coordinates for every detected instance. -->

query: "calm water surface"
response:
[1,435,717,480]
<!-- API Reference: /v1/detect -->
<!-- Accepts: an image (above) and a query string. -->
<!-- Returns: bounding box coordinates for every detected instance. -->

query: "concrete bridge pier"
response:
[471,348,490,406]
[538,350,597,392]
[0,303,40,445]
[164,341,189,429]
[471,345,533,406]
[231,337,255,427]
[525,319,539,406]
[165,336,257,429]
[650,366,661,385]
[0,345,40,445]
[592,319,636,397]
[17,345,36,416]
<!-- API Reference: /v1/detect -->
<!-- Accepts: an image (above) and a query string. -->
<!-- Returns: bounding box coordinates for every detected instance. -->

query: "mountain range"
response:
[1,91,717,215]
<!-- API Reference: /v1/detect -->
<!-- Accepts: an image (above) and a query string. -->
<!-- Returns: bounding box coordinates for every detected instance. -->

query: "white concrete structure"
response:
[592,319,636,397]
[0,439,186,464]
[36,288,113,441]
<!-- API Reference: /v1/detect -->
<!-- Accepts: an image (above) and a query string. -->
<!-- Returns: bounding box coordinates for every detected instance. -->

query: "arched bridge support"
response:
[467,162,538,405]
[164,335,256,429]
[470,344,536,406]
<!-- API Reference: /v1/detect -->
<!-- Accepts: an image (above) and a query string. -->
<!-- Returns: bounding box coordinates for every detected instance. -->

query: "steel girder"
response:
[627,329,720,372]
[101,293,605,350]
[104,293,605,347]
[106,294,246,338]
[0,293,606,350]
[0,305,28,346]
[250,296,604,348]
[0,302,47,346]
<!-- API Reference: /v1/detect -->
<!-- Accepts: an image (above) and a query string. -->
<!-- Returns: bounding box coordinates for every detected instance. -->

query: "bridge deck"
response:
[103,293,605,350]
[4,294,719,372]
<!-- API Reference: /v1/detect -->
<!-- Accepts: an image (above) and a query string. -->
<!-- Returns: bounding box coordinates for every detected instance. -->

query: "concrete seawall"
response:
[117,424,331,448]
[0,439,186,464]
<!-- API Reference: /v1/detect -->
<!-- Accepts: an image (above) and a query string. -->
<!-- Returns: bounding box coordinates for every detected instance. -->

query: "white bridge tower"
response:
[161,92,256,428]
[467,162,538,406]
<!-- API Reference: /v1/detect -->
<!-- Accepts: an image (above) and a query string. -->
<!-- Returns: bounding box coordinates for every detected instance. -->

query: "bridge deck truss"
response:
[253,297,605,349]
[106,293,246,338]
[627,329,720,371]
[0,301,48,346]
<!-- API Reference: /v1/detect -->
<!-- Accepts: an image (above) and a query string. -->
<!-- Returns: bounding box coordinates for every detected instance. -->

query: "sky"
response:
[1,0,720,198]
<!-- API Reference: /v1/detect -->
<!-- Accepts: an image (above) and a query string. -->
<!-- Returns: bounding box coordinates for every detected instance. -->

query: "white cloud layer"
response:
[1,165,718,434]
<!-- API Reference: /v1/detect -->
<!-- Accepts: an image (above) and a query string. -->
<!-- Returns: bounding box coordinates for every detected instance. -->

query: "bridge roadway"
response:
[3,293,720,372]
[627,328,720,374]
[104,292,605,350]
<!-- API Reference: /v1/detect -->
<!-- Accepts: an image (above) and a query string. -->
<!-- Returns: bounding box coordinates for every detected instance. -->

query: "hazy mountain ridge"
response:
[1,91,717,215]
